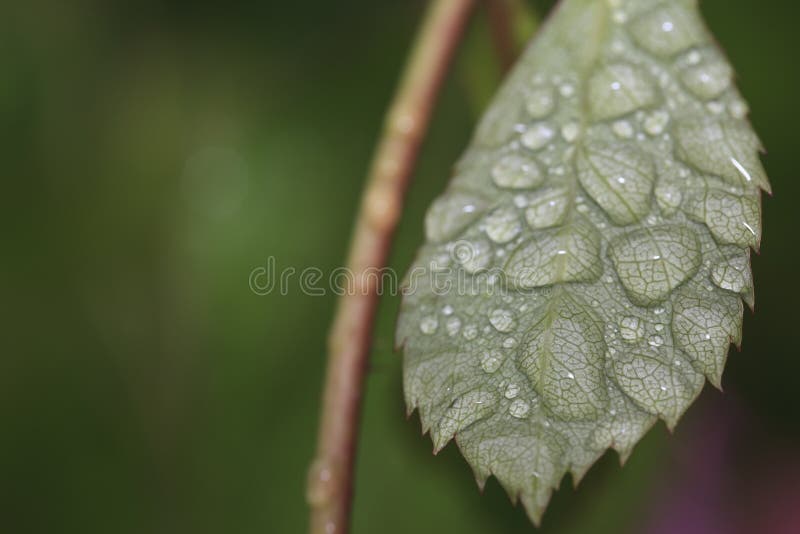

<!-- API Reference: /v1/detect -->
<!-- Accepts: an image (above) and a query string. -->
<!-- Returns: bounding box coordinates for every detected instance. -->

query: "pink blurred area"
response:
[643,393,800,534]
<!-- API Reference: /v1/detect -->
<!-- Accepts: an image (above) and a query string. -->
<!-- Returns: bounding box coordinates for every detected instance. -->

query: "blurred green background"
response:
[2,1,799,533]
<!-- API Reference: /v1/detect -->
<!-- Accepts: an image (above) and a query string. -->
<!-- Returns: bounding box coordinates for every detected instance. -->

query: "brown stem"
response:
[485,0,517,73]
[306,1,476,533]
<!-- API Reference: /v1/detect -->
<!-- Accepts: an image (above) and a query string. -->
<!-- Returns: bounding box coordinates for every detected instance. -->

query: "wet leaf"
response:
[396,0,769,525]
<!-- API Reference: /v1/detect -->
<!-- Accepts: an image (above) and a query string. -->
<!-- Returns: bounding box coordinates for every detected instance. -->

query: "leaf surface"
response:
[396,0,768,524]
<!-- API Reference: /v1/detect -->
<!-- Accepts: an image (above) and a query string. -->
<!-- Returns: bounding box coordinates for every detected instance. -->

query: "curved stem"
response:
[485,0,517,72]
[306,1,476,533]
[485,0,540,73]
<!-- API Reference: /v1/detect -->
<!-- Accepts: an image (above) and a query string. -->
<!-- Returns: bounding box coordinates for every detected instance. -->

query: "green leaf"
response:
[396,0,769,525]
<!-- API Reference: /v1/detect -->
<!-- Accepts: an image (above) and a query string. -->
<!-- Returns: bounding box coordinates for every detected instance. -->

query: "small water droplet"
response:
[489,308,516,333]
[526,87,557,118]
[706,101,725,114]
[480,350,503,373]
[509,399,530,418]
[306,459,336,506]
[643,110,670,136]
[446,316,462,336]
[729,100,748,119]
[420,315,438,335]
[502,337,517,349]
[656,183,682,216]
[620,316,644,342]
[431,253,453,273]
[559,83,575,97]
[442,305,454,316]
[648,335,664,347]
[463,324,478,340]
[566,371,575,379]
[513,195,528,208]
[504,383,520,399]
[612,120,634,138]
[730,157,753,184]
[561,122,581,143]
[711,254,750,294]
[521,122,555,151]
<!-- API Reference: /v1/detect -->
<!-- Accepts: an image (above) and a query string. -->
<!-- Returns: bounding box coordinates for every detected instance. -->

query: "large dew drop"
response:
[520,291,608,420]
[576,142,655,225]
[419,315,439,335]
[489,308,516,333]
[480,350,504,374]
[674,117,770,193]
[504,383,520,399]
[588,63,658,120]
[619,316,644,342]
[425,191,488,242]
[643,110,670,136]
[629,3,703,57]
[505,219,603,289]
[710,252,752,297]
[672,293,742,388]
[433,390,497,451]
[485,205,523,244]
[684,188,761,249]
[508,398,530,419]
[525,86,556,119]
[681,57,732,100]
[455,237,493,273]
[492,154,545,189]
[612,120,634,139]
[609,226,702,306]
[521,122,555,151]
[611,350,704,428]
[655,181,683,216]
[524,186,570,229]
[446,316,462,337]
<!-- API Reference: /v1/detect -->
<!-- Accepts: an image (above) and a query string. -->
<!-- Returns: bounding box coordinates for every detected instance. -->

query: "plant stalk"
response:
[485,0,517,72]
[306,1,476,533]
